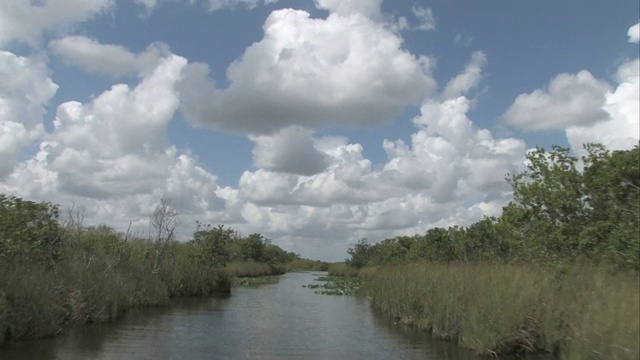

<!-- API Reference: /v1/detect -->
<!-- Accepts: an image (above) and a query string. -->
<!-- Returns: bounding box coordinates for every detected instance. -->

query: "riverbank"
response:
[0,241,229,347]
[1,272,458,360]
[0,253,320,347]
[357,262,639,359]
[0,194,327,348]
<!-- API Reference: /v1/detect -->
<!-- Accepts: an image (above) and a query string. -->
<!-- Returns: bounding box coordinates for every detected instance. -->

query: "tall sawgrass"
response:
[327,262,360,277]
[365,262,639,359]
[0,229,229,347]
[225,258,329,278]
[287,257,330,272]
[225,260,282,278]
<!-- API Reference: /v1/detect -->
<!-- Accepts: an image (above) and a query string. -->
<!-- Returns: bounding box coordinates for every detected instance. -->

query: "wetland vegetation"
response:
[304,275,365,295]
[0,195,325,347]
[333,144,640,359]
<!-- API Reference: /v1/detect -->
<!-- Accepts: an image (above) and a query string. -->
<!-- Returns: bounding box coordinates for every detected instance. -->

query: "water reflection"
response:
[1,273,480,360]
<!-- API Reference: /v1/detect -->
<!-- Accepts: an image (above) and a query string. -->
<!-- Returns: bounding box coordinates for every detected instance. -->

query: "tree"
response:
[580,144,639,268]
[503,144,639,268]
[347,238,372,269]
[504,145,587,259]
[150,198,179,274]
[423,227,458,262]
[0,194,61,266]
[192,223,233,267]
[238,233,267,262]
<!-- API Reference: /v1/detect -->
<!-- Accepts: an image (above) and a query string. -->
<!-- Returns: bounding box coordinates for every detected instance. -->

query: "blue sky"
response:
[0,0,638,261]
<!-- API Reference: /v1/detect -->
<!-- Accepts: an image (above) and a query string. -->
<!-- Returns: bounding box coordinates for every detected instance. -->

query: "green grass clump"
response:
[365,262,639,359]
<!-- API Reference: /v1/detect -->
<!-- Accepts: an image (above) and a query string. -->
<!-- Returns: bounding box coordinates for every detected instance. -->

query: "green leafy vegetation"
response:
[337,144,640,358]
[0,196,322,347]
[344,144,639,269]
[304,275,365,295]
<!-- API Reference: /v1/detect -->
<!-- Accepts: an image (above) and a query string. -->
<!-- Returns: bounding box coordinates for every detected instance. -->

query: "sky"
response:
[0,0,638,261]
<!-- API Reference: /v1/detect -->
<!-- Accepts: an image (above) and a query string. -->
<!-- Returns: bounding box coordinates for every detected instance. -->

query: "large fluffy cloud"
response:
[384,96,525,205]
[501,70,611,131]
[231,49,525,257]
[566,58,639,151]
[235,94,526,257]
[49,36,170,76]
[178,7,435,134]
[502,22,639,150]
[0,54,233,234]
[0,0,112,46]
[501,22,640,152]
[0,51,58,177]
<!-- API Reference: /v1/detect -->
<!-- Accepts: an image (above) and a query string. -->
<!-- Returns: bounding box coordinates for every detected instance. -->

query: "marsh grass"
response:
[327,262,360,277]
[225,260,283,278]
[365,262,639,359]
[231,276,281,287]
[286,258,329,272]
[0,231,229,347]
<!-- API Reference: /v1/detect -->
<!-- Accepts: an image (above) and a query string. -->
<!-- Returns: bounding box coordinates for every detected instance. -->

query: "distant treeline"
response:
[0,194,326,346]
[347,144,639,270]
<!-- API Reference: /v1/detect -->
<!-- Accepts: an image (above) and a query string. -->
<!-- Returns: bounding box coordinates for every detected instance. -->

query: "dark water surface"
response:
[0,272,479,360]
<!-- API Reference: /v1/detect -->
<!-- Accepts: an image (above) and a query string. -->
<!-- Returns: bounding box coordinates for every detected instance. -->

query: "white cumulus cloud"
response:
[566,58,640,152]
[178,8,436,134]
[49,36,170,76]
[0,51,58,177]
[501,70,611,131]
[441,51,487,100]
[0,0,112,46]
[501,23,640,153]
[0,54,233,236]
[232,94,526,259]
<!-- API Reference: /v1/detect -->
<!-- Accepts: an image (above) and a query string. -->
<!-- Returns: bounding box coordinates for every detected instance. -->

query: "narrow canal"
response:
[0,272,479,360]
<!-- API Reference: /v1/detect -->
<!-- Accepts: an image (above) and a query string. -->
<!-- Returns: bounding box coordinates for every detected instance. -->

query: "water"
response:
[0,272,478,360]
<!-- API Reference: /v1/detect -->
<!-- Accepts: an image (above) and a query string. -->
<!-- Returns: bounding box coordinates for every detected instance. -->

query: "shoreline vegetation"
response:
[328,144,640,359]
[0,196,327,347]
[328,263,639,359]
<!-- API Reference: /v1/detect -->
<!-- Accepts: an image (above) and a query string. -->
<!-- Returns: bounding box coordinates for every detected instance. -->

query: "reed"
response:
[225,260,280,278]
[365,262,639,359]
[0,231,229,347]
[327,262,359,277]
